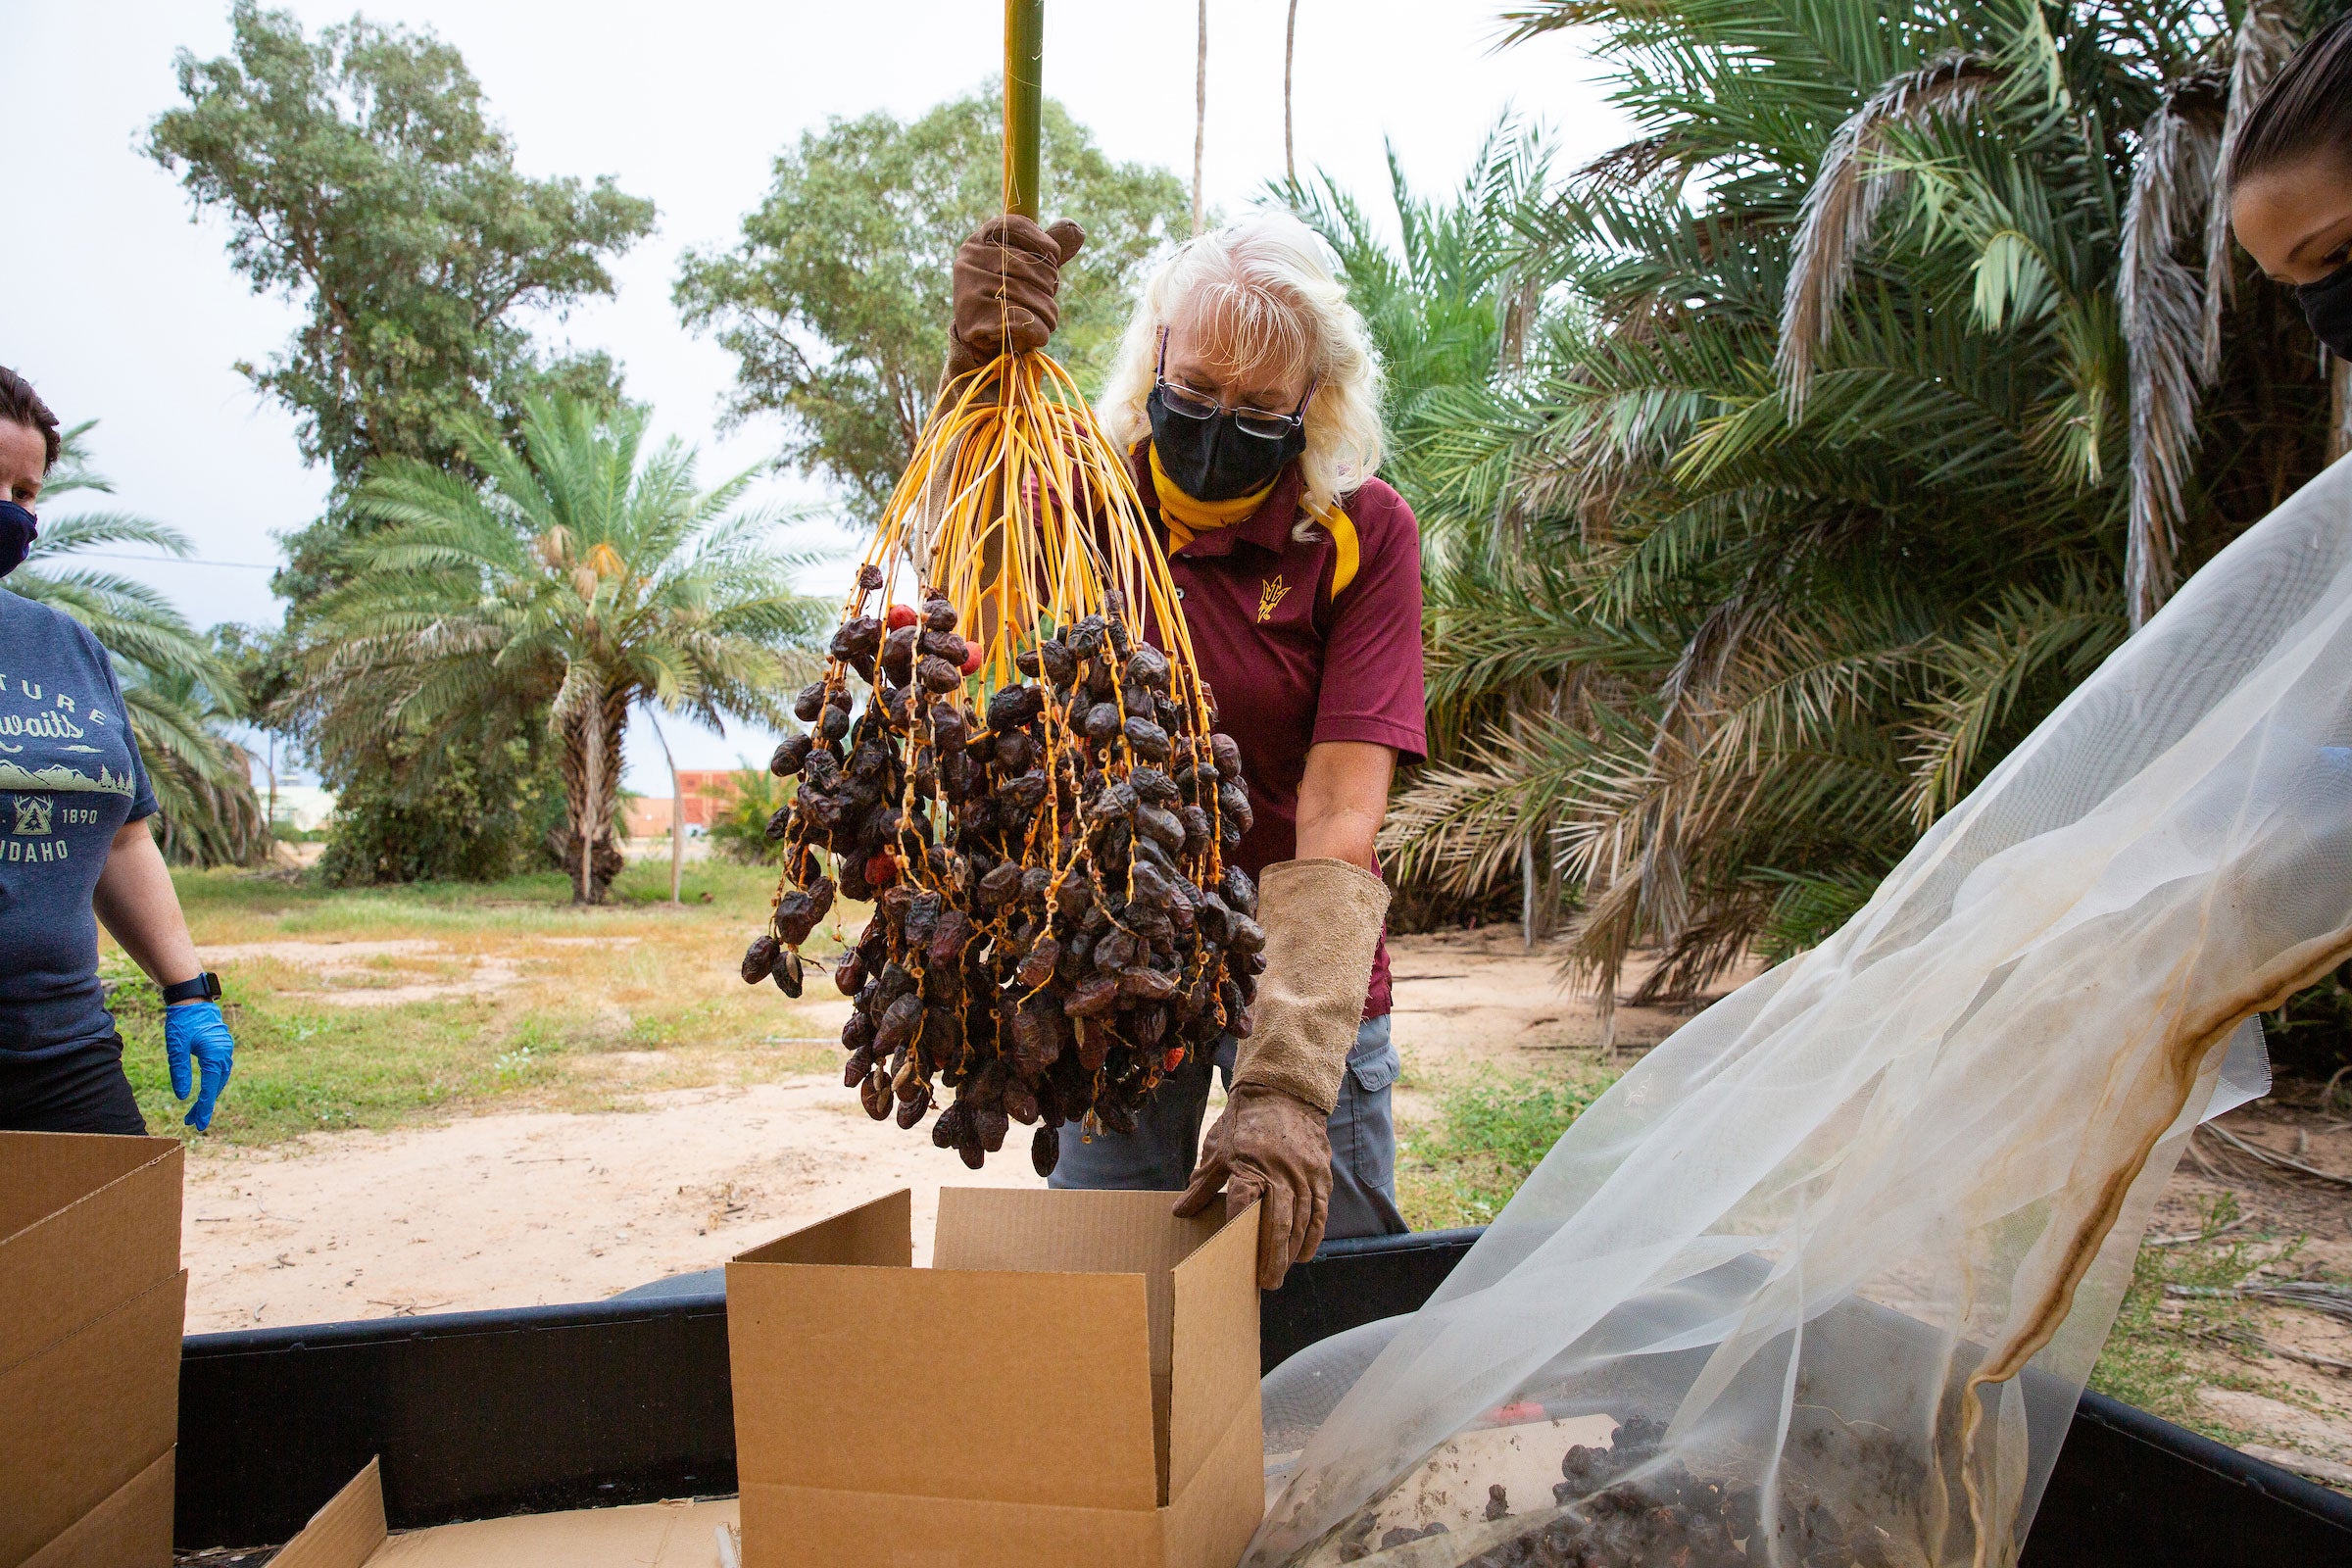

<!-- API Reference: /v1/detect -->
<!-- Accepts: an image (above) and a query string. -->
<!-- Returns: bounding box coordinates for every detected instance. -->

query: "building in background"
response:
[621,769,753,840]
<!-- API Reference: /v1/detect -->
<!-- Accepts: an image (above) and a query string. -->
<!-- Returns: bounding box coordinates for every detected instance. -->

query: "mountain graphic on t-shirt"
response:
[0,760,135,796]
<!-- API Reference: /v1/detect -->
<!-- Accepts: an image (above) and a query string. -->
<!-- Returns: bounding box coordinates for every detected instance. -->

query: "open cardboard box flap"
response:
[0,1132,180,1380]
[272,1460,740,1568]
[2,1131,184,1568]
[727,1186,1262,1568]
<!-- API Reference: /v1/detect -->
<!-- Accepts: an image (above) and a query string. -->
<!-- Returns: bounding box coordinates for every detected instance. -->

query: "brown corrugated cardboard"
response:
[0,1132,184,1568]
[270,1459,392,1568]
[20,1449,174,1568]
[0,1133,180,1377]
[727,1186,1262,1568]
[270,1460,742,1568]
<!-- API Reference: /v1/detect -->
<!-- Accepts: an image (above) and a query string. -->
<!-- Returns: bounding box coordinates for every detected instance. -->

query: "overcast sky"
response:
[9,1,1630,792]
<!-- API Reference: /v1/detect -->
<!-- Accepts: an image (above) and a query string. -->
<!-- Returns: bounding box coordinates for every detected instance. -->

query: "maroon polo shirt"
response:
[1130,450,1427,1019]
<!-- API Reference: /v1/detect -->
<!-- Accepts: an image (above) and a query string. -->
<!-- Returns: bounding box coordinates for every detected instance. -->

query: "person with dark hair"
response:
[2230,14,2352,361]
[0,365,237,1135]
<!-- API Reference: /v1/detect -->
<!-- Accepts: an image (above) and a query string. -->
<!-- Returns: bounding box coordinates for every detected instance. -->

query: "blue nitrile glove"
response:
[166,1001,236,1131]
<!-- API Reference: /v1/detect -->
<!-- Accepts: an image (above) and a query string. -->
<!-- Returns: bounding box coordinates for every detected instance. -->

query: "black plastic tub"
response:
[175,1226,2352,1561]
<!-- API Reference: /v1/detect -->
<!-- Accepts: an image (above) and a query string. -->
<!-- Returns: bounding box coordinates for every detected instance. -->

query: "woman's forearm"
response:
[91,819,204,989]
[1292,740,1396,870]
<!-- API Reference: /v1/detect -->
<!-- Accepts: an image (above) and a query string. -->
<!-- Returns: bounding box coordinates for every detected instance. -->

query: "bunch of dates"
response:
[738,564,1264,1175]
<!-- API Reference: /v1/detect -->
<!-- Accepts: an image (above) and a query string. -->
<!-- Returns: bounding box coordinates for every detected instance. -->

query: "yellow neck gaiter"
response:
[1148,442,1276,551]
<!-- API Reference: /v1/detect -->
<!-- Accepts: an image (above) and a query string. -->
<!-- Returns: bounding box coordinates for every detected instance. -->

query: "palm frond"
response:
[1778,53,2001,405]
[2201,0,2303,373]
[2118,77,2222,627]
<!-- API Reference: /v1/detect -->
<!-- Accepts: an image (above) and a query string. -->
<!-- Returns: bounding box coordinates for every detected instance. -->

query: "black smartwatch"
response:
[161,972,223,1005]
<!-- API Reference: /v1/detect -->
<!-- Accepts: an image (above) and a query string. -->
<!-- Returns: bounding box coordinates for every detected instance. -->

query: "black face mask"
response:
[1147,384,1306,503]
[2300,258,2352,363]
[0,501,34,579]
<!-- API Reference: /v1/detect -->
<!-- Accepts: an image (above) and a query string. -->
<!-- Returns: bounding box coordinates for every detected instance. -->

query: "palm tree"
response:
[1283,124,1562,937]
[1365,0,2339,1038]
[6,423,266,864]
[314,395,827,903]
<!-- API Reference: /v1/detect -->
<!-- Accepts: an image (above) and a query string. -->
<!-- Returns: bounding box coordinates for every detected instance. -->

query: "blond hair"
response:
[1097,211,1385,522]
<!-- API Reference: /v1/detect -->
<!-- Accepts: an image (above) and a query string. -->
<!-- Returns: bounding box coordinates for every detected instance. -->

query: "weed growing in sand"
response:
[1398,1069,1621,1230]
[2089,1197,2321,1446]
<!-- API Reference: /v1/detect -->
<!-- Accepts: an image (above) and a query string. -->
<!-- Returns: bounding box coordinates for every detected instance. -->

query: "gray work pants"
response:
[1048,1013,1408,1240]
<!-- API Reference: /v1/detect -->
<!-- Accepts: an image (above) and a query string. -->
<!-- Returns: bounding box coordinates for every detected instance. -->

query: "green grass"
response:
[1396,1068,1621,1230]
[114,974,510,1140]
[112,858,843,1146]
[168,857,784,933]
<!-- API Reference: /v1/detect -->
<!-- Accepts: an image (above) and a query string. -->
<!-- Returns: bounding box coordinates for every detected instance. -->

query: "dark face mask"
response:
[2300,258,2352,363]
[1147,385,1305,503]
[0,501,34,579]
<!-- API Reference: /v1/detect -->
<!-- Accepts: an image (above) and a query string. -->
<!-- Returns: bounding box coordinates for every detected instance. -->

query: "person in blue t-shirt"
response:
[0,367,236,1135]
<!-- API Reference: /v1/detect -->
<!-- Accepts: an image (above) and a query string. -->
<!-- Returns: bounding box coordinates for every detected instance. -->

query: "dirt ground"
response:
[173,925,2352,1485]
[180,1078,1038,1329]
[176,925,1702,1331]
[2146,1089,2352,1483]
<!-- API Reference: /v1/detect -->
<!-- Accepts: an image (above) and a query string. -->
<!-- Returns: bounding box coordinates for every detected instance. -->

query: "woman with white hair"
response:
[945,212,1426,1289]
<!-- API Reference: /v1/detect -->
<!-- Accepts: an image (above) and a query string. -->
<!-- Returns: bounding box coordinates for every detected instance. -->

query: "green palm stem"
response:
[1003,0,1043,219]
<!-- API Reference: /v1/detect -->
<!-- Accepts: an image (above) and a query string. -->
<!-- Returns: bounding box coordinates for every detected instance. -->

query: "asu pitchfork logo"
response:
[1256,575,1291,623]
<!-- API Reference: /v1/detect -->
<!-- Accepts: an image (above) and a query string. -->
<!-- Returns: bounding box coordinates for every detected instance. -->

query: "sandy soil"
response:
[177,925,1708,1333]
[2150,1094,2352,1477]
[182,1079,1039,1331]
[198,937,536,1008]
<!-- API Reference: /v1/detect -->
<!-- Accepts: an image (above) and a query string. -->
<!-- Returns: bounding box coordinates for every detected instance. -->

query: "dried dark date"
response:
[770,733,814,776]
[770,950,804,997]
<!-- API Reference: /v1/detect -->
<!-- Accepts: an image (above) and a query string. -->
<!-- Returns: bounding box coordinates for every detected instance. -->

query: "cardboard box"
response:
[270,1459,741,1566]
[0,1131,185,1568]
[726,1187,1263,1568]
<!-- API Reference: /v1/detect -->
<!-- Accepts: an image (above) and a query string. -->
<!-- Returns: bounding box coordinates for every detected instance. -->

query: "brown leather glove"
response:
[944,215,1087,381]
[1176,1082,1333,1290]
[1174,858,1392,1289]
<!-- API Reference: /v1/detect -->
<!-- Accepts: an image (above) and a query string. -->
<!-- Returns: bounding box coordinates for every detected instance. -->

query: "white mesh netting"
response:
[1250,456,2352,1567]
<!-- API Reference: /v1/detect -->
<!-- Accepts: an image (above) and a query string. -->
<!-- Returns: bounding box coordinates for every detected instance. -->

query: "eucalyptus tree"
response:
[6,424,264,864]
[315,396,827,903]
[147,1,656,498]
[149,2,658,878]
[1374,0,2340,1033]
[675,88,1188,525]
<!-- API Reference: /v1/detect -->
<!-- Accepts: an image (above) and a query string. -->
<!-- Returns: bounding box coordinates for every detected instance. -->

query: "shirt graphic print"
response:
[0,591,158,1058]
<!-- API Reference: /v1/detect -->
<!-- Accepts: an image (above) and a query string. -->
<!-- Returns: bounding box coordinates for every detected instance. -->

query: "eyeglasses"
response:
[1155,327,1315,441]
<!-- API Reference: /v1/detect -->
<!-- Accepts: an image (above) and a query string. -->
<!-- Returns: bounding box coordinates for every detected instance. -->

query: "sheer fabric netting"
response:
[1250,457,2352,1568]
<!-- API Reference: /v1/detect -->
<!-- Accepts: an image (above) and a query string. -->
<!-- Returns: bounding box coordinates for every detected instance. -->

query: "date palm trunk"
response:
[580,698,600,903]
[556,684,629,905]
